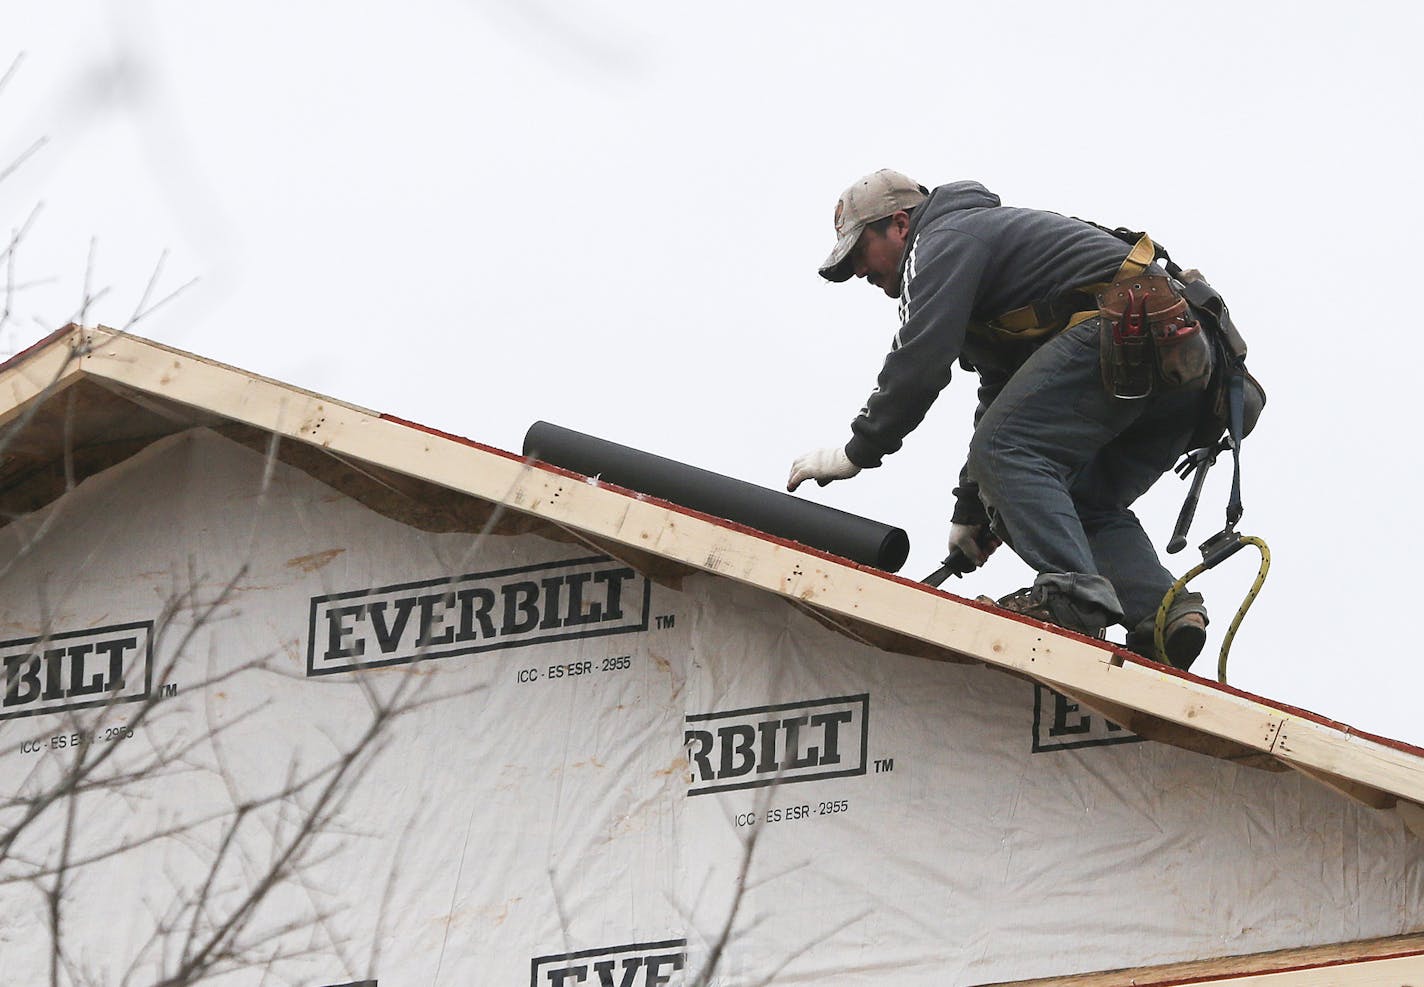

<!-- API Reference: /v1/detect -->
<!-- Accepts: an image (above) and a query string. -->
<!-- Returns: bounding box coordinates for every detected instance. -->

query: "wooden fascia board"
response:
[1191,954,1424,986]
[1048,680,1418,811]
[986,939,1424,986]
[0,326,89,431]
[72,328,1424,809]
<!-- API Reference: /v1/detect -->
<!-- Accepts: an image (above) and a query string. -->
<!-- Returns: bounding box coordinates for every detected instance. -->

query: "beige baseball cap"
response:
[818,169,928,282]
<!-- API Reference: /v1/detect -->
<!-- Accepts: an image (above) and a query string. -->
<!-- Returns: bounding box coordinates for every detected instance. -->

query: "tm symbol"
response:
[656,614,676,630]
[874,757,895,773]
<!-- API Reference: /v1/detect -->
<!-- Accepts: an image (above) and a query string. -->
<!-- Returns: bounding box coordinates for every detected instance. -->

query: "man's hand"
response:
[787,446,860,492]
[947,522,1000,569]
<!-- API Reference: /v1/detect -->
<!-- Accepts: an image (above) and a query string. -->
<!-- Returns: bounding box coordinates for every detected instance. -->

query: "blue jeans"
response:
[967,318,1208,627]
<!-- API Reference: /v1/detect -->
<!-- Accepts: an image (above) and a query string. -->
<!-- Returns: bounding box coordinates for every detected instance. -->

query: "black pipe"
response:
[522,422,910,573]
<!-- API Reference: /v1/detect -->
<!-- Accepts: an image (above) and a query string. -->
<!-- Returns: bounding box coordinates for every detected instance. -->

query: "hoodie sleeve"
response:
[844,228,991,468]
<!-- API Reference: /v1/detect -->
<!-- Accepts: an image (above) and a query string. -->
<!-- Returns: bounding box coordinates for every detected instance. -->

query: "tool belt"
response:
[1095,273,1213,399]
[971,233,1159,344]
[973,231,1234,405]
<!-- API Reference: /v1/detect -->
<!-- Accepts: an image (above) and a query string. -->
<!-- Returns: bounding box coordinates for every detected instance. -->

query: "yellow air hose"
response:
[1154,532,1270,684]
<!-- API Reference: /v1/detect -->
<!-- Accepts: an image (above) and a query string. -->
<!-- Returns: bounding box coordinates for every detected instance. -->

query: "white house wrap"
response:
[1,328,1421,986]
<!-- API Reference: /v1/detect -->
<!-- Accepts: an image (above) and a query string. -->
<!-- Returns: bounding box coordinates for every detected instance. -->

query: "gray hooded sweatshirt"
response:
[842,181,1133,521]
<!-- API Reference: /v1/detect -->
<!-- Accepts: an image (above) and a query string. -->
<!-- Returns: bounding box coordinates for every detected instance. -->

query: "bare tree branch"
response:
[122,248,199,332]
[0,52,25,100]
[0,137,48,186]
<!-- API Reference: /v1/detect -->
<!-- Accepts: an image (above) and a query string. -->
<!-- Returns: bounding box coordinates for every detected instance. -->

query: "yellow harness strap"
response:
[979,234,1157,340]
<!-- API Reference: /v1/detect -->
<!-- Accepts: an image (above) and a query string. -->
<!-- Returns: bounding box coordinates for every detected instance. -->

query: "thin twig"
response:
[0,137,48,185]
[0,202,43,266]
[125,272,200,332]
[78,238,98,328]
[124,249,168,329]
[0,53,25,100]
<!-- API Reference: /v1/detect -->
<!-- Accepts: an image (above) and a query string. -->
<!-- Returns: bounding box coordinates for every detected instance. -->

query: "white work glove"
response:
[947,522,1000,568]
[787,446,860,492]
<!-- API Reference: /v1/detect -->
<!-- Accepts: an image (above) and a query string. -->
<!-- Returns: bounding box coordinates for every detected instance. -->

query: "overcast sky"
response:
[4,1,1422,745]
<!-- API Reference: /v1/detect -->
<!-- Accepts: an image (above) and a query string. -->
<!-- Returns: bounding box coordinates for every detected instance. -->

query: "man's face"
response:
[850,212,910,298]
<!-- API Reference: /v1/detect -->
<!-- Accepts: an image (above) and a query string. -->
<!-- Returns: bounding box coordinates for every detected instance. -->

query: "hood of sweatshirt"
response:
[898,181,1001,281]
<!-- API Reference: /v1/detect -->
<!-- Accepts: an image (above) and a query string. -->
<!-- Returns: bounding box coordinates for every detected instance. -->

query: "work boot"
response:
[989,585,1111,639]
[1125,591,1208,670]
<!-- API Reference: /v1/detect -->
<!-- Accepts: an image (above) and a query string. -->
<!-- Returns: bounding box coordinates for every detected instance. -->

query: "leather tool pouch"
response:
[1096,274,1213,398]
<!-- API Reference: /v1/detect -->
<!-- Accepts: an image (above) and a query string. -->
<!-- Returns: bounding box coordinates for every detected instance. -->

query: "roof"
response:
[4,324,1423,826]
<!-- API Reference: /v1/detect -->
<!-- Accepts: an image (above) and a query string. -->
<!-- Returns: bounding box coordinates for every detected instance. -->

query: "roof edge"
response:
[34,325,1424,810]
[983,930,1424,986]
[0,323,75,376]
[0,323,91,432]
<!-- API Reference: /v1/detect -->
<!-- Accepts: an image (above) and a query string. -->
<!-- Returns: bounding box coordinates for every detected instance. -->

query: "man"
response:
[786,169,1212,667]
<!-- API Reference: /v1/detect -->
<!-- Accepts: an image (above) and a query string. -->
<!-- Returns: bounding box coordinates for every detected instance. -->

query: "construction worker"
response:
[786,169,1214,666]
